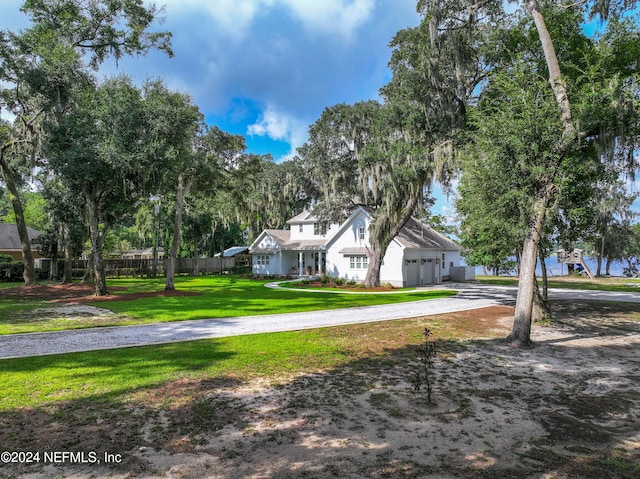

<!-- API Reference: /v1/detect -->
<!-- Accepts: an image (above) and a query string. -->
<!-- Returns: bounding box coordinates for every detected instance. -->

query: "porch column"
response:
[318,251,324,275]
[298,252,303,277]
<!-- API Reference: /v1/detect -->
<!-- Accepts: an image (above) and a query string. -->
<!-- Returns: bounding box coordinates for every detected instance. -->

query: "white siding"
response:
[442,250,461,279]
[255,234,279,251]
[253,254,279,275]
[251,234,281,275]
[325,209,370,282]
[289,221,339,241]
[379,241,405,287]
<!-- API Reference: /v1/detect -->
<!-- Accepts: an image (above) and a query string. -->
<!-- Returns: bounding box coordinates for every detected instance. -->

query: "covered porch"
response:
[282,249,326,277]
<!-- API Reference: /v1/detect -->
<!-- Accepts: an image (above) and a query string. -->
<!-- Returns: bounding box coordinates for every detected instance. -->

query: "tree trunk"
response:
[152,205,160,277]
[165,174,191,291]
[192,237,200,276]
[364,197,418,287]
[539,250,549,301]
[525,0,577,141]
[533,257,550,331]
[86,189,109,296]
[597,234,605,276]
[0,153,37,285]
[48,241,58,281]
[533,278,552,323]
[61,224,74,284]
[364,249,384,287]
[81,253,94,284]
[509,1,579,345]
[507,196,548,347]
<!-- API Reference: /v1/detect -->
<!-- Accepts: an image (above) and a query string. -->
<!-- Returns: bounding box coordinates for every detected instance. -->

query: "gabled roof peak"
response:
[286,210,316,224]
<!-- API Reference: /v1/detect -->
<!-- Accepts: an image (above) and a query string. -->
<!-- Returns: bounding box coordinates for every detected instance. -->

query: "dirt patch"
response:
[0,283,110,300]
[50,289,201,304]
[2,302,640,479]
[0,282,200,303]
[30,304,114,318]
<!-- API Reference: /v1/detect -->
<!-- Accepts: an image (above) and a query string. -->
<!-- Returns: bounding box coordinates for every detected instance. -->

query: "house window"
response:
[314,223,327,235]
[256,255,270,266]
[349,255,368,269]
[299,224,303,233]
[358,226,365,240]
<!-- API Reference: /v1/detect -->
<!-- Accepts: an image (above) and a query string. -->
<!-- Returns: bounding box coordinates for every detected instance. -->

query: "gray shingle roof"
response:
[286,211,316,224]
[260,230,326,251]
[395,217,460,251]
[0,223,42,251]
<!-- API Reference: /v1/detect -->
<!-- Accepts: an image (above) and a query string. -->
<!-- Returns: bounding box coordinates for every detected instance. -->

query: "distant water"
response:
[466,256,628,277]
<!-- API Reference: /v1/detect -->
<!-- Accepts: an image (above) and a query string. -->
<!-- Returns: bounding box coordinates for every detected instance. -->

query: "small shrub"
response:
[228,265,249,275]
[412,328,437,403]
[72,268,86,279]
[0,261,25,282]
[334,278,345,286]
[0,254,13,264]
[346,280,357,286]
[35,268,49,280]
[320,275,330,285]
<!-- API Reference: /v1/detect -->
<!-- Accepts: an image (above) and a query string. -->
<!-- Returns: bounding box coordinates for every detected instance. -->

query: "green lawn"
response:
[0,309,489,411]
[0,275,457,335]
[476,275,640,292]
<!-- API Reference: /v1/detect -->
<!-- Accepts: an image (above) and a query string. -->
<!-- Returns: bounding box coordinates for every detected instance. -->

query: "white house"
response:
[249,207,463,287]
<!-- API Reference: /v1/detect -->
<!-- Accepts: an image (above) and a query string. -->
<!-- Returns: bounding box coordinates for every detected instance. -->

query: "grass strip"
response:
[477,275,640,292]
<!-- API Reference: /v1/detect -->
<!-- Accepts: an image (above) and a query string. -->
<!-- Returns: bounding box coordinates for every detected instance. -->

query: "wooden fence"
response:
[48,255,252,279]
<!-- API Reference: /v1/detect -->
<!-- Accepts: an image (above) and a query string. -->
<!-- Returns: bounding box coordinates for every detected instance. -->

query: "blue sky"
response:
[0,1,637,217]
[0,1,421,159]
[1,0,461,214]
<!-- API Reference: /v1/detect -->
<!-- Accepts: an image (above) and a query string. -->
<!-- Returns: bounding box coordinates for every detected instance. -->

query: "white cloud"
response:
[247,104,308,159]
[162,0,374,40]
[281,0,375,39]
[162,0,273,38]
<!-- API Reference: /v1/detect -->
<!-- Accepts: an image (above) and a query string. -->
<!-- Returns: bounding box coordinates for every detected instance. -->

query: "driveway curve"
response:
[0,284,637,359]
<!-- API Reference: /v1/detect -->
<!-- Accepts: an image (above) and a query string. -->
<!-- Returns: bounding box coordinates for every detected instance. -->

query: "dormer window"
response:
[358,226,365,240]
[314,223,326,235]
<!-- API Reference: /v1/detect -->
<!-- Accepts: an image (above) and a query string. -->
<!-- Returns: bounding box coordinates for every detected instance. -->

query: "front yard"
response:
[0,301,639,478]
[0,275,456,335]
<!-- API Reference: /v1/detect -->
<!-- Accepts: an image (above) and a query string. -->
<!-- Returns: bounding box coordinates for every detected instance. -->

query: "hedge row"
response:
[0,261,49,282]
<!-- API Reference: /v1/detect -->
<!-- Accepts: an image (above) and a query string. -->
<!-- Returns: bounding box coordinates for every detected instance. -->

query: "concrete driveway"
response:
[0,284,637,359]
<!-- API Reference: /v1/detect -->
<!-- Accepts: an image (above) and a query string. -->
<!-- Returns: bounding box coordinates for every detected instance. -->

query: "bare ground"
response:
[1,302,639,479]
[0,283,199,302]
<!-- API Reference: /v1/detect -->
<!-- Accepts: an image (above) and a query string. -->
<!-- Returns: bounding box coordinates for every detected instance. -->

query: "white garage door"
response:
[406,259,419,286]
[423,259,435,284]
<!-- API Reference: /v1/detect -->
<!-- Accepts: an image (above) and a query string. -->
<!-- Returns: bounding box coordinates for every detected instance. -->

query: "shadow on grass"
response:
[1,301,639,478]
